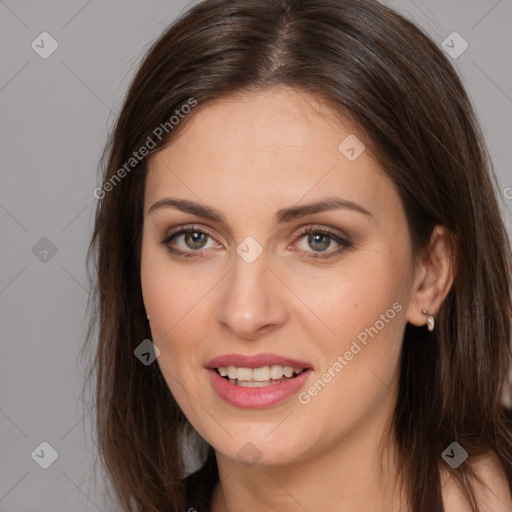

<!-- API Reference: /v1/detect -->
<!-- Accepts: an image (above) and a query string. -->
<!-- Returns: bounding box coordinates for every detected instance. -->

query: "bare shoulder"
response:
[441,451,512,512]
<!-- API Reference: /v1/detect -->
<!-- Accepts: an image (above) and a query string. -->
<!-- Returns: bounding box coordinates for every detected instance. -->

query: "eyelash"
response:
[161,224,353,260]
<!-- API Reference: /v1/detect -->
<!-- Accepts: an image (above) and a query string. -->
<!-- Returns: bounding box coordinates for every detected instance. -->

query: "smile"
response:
[206,353,313,408]
[215,365,305,387]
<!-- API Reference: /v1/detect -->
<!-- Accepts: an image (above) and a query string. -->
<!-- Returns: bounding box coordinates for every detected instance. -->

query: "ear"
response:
[406,225,455,328]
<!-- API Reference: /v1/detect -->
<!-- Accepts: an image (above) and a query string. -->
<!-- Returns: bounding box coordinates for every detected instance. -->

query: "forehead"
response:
[144,87,399,225]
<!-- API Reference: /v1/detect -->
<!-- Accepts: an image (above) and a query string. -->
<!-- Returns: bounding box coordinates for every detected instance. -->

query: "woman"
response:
[84,0,512,510]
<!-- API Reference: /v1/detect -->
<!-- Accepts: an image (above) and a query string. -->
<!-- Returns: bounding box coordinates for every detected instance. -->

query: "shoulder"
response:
[441,451,512,512]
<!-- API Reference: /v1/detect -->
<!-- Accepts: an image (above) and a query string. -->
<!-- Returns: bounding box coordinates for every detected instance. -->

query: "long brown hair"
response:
[83,0,512,510]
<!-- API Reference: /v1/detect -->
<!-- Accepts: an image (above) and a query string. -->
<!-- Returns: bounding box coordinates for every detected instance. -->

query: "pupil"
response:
[309,233,329,251]
[186,232,206,249]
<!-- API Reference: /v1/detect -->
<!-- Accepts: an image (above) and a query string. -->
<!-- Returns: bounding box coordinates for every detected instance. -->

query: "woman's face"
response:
[141,87,420,468]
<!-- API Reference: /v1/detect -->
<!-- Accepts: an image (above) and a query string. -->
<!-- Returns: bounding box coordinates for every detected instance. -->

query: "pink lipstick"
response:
[206,353,313,408]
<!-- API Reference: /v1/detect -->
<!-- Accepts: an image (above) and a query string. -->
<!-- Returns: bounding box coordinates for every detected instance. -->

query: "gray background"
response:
[0,1,511,510]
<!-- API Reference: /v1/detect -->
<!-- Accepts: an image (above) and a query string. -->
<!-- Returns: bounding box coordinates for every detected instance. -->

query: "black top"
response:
[182,451,219,512]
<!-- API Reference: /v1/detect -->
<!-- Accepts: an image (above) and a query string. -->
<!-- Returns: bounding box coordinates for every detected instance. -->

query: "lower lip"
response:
[208,369,312,409]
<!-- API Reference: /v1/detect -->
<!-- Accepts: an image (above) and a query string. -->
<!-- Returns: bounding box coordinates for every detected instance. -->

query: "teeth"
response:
[235,380,280,388]
[217,365,305,382]
[236,367,253,381]
[283,366,294,378]
[253,366,270,381]
[270,364,283,379]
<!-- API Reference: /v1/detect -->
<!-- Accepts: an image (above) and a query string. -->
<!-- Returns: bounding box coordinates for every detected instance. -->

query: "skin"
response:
[140,87,509,511]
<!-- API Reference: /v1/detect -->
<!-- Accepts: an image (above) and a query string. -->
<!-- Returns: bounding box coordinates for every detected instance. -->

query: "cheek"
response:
[140,244,219,386]
[141,239,409,352]
[141,265,207,419]
[141,232,195,332]
[292,263,407,430]
[142,270,200,353]
[141,240,186,355]
[291,248,408,356]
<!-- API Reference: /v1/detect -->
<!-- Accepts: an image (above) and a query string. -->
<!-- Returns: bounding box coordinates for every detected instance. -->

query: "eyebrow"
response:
[148,196,373,224]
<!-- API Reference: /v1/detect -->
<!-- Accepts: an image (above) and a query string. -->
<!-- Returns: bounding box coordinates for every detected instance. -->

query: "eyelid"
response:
[164,223,220,245]
[291,225,353,259]
[292,223,351,243]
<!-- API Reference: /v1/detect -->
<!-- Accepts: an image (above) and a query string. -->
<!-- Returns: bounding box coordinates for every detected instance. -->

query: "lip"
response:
[208,368,312,409]
[206,352,312,370]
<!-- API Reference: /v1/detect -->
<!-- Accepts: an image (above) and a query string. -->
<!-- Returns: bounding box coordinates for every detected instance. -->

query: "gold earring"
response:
[421,309,435,332]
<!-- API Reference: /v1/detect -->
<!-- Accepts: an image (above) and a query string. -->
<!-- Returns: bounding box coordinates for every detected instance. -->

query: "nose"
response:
[216,249,289,340]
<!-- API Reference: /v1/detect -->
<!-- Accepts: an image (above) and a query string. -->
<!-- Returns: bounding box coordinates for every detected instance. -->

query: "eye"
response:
[293,226,353,260]
[161,224,353,260]
[161,224,219,258]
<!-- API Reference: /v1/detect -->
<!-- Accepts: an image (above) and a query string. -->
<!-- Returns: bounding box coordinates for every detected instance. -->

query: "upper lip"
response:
[206,353,312,370]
